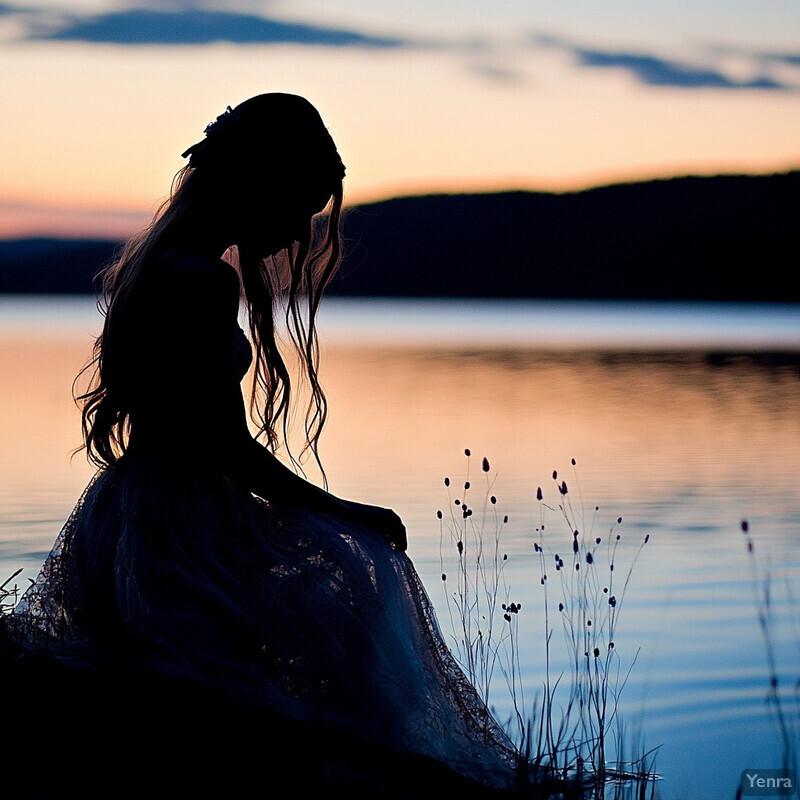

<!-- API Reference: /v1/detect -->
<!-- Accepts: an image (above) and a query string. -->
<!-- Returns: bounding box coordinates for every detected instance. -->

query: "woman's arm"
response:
[154,253,407,551]
[232,438,407,551]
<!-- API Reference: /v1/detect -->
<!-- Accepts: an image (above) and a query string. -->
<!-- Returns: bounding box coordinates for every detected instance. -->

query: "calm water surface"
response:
[1,296,799,799]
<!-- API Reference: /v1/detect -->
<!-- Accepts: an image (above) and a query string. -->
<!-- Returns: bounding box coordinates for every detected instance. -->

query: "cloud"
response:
[27,8,406,48]
[467,62,525,85]
[709,43,800,69]
[761,52,800,68]
[574,48,785,90]
[533,34,789,91]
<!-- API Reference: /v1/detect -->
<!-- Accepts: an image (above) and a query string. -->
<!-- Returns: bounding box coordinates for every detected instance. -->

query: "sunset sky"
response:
[1,0,799,238]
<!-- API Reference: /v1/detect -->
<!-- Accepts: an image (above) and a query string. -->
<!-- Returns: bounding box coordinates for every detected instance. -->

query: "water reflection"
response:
[1,297,799,799]
[321,347,800,521]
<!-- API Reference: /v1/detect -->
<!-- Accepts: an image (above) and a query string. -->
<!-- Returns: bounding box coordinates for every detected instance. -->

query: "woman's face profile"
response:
[235,168,336,256]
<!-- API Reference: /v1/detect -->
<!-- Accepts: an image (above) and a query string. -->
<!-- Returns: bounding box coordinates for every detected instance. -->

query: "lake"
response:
[1,295,799,798]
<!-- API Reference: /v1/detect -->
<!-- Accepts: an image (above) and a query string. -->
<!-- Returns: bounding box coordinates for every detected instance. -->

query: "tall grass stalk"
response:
[741,519,799,779]
[439,453,657,797]
[438,450,512,731]
[0,568,21,616]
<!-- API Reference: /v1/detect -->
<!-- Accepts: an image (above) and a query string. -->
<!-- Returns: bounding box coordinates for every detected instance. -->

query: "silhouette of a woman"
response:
[10,94,518,792]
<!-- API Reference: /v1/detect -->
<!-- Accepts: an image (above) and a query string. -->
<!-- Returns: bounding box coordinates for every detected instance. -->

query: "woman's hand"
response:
[337,501,408,553]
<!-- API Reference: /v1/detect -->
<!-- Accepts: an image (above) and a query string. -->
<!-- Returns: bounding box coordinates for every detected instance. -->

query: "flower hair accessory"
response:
[181,105,239,163]
[202,105,237,139]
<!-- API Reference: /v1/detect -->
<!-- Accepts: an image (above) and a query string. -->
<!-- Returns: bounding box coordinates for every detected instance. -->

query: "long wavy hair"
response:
[77,94,344,481]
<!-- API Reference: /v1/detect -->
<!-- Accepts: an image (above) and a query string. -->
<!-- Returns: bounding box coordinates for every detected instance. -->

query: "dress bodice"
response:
[115,255,253,463]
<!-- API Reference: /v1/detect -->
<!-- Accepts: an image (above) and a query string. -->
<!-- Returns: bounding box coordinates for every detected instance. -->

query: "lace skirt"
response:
[9,456,519,789]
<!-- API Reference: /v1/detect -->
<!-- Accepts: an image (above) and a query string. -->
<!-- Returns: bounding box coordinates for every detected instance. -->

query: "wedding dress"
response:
[7,261,521,794]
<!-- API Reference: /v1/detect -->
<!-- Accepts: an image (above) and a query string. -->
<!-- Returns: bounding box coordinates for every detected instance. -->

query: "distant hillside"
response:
[2,171,798,300]
[332,171,800,301]
[0,238,117,294]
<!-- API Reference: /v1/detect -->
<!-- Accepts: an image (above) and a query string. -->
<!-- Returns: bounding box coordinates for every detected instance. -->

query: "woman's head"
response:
[181,93,345,255]
[81,94,346,476]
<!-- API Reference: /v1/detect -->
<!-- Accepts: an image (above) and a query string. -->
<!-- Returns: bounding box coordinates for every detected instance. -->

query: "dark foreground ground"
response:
[0,625,563,800]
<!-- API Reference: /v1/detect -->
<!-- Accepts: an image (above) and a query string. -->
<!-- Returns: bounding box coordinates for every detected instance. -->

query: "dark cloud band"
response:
[574,48,785,90]
[532,32,792,91]
[5,2,797,93]
[28,8,405,48]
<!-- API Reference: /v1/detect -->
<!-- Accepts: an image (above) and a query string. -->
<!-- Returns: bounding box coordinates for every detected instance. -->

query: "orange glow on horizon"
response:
[2,42,800,239]
[3,156,799,240]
